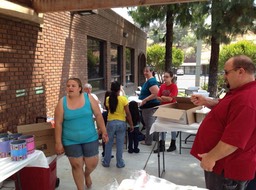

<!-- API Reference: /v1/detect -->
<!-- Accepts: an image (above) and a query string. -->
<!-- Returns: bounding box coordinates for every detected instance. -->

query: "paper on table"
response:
[195,107,211,114]
[128,96,142,103]
[118,170,208,190]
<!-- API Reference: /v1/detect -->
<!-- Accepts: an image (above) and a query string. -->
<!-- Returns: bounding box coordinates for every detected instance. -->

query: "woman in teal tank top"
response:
[55,78,108,189]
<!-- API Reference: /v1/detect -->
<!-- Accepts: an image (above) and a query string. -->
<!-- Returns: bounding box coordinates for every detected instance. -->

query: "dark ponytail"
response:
[109,81,121,114]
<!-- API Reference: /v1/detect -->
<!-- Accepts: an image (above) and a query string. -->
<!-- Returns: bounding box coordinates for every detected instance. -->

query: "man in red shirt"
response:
[190,55,256,190]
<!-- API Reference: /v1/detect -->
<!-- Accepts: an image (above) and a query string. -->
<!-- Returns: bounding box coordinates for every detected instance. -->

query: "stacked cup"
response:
[18,135,35,155]
[0,133,10,158]
[10,140,27,161]
[0,132,36,161]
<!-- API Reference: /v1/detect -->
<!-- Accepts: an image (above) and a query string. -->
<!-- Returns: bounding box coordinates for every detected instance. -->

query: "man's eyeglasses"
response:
[224,67,241,75]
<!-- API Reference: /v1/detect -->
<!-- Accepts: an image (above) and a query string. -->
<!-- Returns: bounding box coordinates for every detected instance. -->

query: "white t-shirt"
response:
[91,93,103,112]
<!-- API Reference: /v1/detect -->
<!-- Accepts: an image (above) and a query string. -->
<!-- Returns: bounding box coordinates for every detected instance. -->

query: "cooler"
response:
[15,157,59,190]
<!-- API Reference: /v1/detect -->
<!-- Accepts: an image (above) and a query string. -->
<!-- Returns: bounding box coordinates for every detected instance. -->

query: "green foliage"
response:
[194,0,256,44]
[200,83,208,91]
[87,50,98,67]
[190,0,256,97]
[217,74,226,90]
[178,92,186,97]
[129,4,195,70]
[128,6,166,28]
[217,40,256,96]
[147,44,165,83]
[172,48,184,68]
[147,44,184,69]
[219,40,256,70]
[147,44,165,70]
[147,44,184,82]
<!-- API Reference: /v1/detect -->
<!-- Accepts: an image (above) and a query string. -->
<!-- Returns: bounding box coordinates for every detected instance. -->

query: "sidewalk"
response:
[56,132,205,190]
[0,133,206,190]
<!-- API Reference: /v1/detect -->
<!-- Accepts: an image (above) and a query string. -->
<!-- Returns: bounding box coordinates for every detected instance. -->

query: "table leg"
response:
[16,172,22,190]
[157,135,161,177]
[162,148,165,174]
[179,131,182,154]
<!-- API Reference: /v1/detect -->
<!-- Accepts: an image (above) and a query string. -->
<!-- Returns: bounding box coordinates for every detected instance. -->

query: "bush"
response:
[219,40,256,71]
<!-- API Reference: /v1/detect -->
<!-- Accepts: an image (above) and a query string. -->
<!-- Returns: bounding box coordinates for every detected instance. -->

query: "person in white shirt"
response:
[84,83,103,112]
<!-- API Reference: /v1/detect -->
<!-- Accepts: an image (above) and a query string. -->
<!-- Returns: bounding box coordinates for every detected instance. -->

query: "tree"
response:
[129,3,193,71]
[147,44,184,83]
[219,40,256,70]
[192,0,256,97]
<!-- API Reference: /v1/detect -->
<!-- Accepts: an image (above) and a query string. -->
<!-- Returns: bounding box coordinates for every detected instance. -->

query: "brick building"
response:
[0,9,147,132]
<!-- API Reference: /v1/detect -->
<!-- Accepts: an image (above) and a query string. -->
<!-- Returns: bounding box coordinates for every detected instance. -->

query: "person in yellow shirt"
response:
[102,81,134,168]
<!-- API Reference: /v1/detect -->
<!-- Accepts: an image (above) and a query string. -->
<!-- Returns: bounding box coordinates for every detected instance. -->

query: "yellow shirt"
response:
[106,96,128,121]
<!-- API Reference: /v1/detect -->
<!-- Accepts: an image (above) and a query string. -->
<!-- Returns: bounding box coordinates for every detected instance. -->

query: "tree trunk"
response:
[208,36,219,98]
[165,7,174,71]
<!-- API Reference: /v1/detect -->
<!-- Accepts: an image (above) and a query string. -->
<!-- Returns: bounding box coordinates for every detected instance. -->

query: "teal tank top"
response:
[62,93,98,146]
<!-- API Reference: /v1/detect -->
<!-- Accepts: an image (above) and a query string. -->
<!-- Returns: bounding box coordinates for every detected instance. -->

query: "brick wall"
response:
[0,16,45,132]
[43,10,147,117]
[0,9,146,132]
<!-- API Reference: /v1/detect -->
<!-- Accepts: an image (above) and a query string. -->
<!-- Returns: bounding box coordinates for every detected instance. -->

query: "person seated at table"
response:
[127,101,141,153]
[154,70,178,153]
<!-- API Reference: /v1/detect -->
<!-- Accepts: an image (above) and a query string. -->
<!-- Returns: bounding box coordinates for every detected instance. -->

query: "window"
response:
[87,37,105,90]
[125,47,134,83]
[110,44,122,83]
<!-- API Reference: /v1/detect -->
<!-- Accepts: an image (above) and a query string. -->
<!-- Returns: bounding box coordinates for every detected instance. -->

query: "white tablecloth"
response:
[150,118,200,134]
[0,150,49,182]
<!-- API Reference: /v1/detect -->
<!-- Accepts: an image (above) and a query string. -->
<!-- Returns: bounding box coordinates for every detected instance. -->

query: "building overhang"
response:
[7,0,207,13]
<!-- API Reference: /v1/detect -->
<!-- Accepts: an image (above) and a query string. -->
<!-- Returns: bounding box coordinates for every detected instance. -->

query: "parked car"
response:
[176,69,184,75]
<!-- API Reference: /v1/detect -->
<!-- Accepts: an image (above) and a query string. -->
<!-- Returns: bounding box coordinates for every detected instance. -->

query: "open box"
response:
[153,97,202,125]
[17,122,55,157]
[195,107,211,123]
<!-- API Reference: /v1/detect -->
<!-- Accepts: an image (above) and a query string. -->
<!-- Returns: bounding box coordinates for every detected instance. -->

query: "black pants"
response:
[128,127,140,150]
[246,176,256,190]
[205,171,249,190]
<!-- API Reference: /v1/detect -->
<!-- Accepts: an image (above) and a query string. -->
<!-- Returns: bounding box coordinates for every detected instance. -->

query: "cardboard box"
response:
[17,122,55,157]
[195,112,207,123]
[195,107,211,123]
[153,97,202,125]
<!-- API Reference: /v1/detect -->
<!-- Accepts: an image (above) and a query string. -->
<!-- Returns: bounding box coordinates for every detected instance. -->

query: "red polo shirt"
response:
[191,81,256,180]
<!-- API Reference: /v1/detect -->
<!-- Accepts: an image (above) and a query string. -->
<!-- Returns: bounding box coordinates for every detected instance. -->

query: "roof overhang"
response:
[7,0,207,13]
[32,0,206,13]
[1,0,206,24]
[0,0,43,24]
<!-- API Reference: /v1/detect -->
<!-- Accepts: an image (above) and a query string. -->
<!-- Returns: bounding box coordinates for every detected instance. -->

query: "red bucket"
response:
[19,135,35,155]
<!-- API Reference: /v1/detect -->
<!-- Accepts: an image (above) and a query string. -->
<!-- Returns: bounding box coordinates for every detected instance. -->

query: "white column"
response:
[195,40,202,87]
